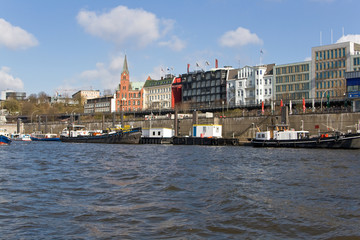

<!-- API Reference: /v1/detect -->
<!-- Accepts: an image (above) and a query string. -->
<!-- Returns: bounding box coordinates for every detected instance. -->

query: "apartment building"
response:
[181,68,228,108]
[227,64,273,107]
[273,61,311,102]
[143,76,173,110]
[312,41,360,100]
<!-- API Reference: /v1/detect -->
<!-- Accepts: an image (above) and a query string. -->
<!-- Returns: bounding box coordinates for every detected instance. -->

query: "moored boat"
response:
[60,124,142,144]
[11,134,32,141]
[31,132,60,141]
[251,124,360,149]
[0,129,11,145]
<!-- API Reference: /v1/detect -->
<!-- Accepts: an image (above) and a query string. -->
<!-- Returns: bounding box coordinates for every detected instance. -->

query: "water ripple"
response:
[0,142,359,239]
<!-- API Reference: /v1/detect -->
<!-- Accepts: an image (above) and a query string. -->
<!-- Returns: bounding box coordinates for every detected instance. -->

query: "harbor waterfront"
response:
[1,142,359,239]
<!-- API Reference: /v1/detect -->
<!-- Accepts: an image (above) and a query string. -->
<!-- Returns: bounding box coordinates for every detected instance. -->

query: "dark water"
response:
[0,142,360,239]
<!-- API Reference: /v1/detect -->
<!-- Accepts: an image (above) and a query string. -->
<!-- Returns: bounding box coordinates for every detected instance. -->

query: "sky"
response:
[1,0,360,97]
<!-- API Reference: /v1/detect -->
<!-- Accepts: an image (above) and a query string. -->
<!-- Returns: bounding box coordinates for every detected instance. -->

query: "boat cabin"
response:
[255,124,309,140]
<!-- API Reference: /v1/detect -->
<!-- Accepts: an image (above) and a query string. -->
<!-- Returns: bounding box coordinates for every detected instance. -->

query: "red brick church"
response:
[116,55,144,112]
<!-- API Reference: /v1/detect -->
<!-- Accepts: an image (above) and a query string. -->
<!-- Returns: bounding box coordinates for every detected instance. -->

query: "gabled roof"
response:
[130,82,145,90]
[227,69,239,80]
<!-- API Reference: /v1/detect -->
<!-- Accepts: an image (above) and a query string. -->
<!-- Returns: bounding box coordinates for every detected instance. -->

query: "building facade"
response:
[345,70,360,112]
[181,68,228,108]
[72,90,100,104]
[143,76,173,110]
[273,61,311,102]
[171,76,182,108]
[227,64,273,107]
[115,55,144,112]
[84,94,116,114]
[0,90,26,101]
[312,41,360,100]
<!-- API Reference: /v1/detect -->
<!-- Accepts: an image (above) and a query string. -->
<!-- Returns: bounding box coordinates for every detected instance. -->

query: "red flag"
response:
[187,64,190,73]
[303,98,306,113]
[280,99,283,107]
[261,101,264,115]
[215,59,218,68]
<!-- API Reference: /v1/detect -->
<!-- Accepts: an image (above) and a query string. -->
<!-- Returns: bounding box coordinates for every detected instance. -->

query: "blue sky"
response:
[1,0,360,96]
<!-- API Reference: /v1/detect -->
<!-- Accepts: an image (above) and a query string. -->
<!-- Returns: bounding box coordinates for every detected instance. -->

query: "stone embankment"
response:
[0,112,355,141]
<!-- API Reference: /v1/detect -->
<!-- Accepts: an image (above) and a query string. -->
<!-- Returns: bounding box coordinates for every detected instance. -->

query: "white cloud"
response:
[77,6,185,51]
[0,18,38,50]
[0,67,24,90]
[219,27,263,47]
[337,34,360,44]
[158,35,186,51]
[304,56,312,61]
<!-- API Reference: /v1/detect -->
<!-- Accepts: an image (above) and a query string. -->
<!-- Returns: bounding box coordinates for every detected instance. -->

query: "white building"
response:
[143,76,173,110]
[227,64,274,107]
[84,94,116,113]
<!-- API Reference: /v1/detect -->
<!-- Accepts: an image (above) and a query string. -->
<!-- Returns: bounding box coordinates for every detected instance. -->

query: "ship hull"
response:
[251,133,360,149]
[60,128,142,144]
[0,135,11,145]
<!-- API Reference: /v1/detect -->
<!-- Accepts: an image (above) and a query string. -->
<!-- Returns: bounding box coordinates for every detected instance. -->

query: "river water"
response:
[0,142,359,239]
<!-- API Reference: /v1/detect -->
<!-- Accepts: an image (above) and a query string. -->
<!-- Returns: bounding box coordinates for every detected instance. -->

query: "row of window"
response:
[183,79,222,89]
[316,70,345,80]
[347,85,360,92]
[315,48,346,61]
[276,83,310,92]
[316,60,346,70]
[276,74,309,84]
[184,94,223,102]
[149,87,171,94]
[316,80,343,89]
[183,87,222,96]
[275,92,309,100]
[275,64,309,75]
[119,92,141,99]
[117,100,141,106]
[184,71,225,82]
[149,94,171,101]
[315,90,339,98]
[238,68,253,78]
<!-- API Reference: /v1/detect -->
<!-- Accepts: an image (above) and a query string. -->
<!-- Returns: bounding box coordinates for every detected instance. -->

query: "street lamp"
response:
[320,89,330,112]
[227,95,235,111]
[31,110,39,124]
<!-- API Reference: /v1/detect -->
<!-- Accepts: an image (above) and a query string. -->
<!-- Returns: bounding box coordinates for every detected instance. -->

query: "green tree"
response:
[3,98,21,114]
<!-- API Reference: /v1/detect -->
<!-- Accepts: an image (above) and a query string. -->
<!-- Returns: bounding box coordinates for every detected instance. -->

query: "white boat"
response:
[11,134,32,141]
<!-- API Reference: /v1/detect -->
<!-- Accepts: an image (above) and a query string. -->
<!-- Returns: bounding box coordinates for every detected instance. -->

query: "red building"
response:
[171,76,182,108]
[116,55,144,112]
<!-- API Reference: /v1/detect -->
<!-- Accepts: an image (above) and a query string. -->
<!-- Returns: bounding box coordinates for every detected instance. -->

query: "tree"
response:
[3,98,21,114]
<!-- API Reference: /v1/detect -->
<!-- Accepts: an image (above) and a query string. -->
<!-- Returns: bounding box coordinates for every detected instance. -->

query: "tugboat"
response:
[60,124,142,144]
[251,123,360,149]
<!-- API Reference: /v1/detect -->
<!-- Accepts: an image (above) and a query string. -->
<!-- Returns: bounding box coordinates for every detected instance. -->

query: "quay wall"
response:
[3,112,360,140]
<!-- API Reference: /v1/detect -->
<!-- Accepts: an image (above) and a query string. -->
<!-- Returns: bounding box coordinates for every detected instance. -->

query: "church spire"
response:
[122,55,129,75]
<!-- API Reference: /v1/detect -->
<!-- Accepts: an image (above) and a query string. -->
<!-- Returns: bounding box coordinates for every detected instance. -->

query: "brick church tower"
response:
[116,55,144,112]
